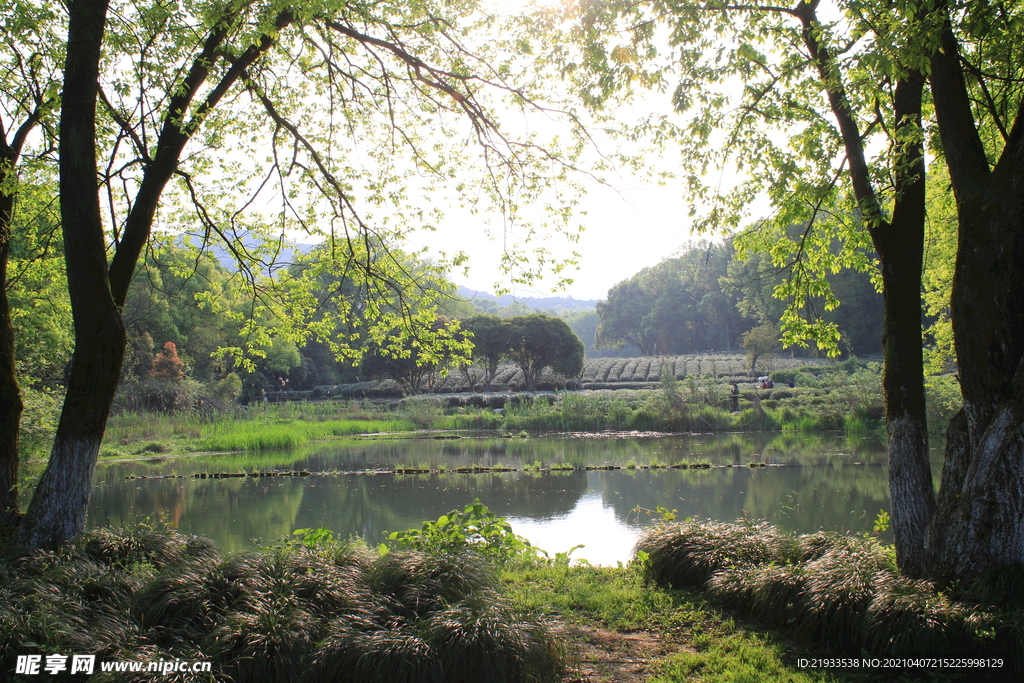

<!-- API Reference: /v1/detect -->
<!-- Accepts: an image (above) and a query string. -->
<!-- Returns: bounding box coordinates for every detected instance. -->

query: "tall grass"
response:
[194,417,414,451]
[0,526,567,683]
[104,405,414,453]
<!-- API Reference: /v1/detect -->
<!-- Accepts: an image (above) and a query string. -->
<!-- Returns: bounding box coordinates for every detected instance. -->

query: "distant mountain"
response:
[456,286,598,313]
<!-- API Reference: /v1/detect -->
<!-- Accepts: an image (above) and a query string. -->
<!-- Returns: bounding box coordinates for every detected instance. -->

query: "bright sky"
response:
[405,164,694,303]
[403,7,757,304]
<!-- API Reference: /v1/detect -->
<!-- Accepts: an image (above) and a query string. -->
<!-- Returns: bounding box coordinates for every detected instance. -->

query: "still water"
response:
[87,432,912,565]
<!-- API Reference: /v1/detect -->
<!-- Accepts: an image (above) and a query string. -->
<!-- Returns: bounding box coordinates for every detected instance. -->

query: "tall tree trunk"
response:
[926,187,1024,580]
[923,13,1024,582]
[796,2,935,577]
[873,75,935,578]
[16,0,116,547]
[0,216,22,528]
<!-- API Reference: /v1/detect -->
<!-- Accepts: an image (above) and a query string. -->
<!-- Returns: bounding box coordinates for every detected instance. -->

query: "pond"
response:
[86,432,927,565]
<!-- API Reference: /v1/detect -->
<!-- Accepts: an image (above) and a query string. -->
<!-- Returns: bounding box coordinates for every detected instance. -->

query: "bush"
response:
[114,378,229,415]
[18,386,63,458]
[383,500,543,563]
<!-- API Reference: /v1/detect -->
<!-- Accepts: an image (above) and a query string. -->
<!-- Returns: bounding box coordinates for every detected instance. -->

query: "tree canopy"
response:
[595,239,883,359]
[503,314,585,391]
[566,0,1024,583]
[3,0,590,546]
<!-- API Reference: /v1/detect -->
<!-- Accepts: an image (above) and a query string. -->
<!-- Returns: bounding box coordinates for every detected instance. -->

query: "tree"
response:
[461,313,512,391]
[122,244,241,383]
[149,342,186,382]
[741,323,779,377]
[569,0,934,578]
[10,0,586,545]
[595,278,653,355]
[922,0,1024,581]
[361,316,467,394]
[596,243,747,356]
[0,0,61,527]
[720,226,884,356]
[504,314,584,391]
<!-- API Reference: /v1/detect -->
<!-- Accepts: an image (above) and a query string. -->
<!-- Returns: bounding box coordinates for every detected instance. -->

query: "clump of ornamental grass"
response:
[2,524,567,683]
[637,520,1022,672]
[1,526,209,660]
[860,571,998,657]
[634,519,798,588]
[793,539,892,648]
[363,550,498,618]
[705,562,807,628]
[77,523,219,569]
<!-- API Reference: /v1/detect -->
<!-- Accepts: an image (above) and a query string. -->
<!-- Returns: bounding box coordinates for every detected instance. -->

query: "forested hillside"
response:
[594,238,883,359]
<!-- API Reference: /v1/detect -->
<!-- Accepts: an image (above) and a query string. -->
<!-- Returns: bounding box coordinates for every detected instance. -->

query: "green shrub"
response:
[383,499,542,563]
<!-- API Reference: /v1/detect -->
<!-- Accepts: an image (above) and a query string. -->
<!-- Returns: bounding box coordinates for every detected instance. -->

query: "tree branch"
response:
[928,5,991,206]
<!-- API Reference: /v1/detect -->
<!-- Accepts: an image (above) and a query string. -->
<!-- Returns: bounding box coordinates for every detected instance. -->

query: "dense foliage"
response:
[596,239,883,358]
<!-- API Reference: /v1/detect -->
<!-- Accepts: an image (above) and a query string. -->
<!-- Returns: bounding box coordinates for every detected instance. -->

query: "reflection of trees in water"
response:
[287,471,589,547]
[88,433,893,552]
[596,458,892,538]
[87,477,307,553]
[94,433,888,479]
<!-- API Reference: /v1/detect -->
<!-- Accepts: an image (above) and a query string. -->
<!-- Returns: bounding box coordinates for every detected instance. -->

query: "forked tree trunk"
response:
[872,76,935,579]
[924,176,1024,581]
[922,12,1024,582]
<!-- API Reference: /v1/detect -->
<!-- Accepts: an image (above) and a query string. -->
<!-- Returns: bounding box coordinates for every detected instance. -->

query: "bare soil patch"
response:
[560,624,690,682]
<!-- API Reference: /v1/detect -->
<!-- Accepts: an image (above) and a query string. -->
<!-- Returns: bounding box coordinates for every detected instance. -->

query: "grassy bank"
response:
[0,514,859,683]
[100,402,415,457]
[88,358,962,458]
[5,504,1011,682]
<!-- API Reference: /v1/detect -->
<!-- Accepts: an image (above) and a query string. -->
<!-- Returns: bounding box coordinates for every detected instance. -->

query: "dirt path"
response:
[560,624,689,682]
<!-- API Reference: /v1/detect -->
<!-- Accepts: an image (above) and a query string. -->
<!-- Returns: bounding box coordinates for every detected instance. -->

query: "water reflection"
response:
[87,432,917,564]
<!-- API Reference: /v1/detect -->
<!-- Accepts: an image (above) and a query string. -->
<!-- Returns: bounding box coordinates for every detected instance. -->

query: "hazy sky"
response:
[407,169,693,303]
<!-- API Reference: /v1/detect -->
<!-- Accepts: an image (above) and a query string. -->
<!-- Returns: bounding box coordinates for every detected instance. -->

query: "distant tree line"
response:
[9,224,877,423]
[594,236,884,359]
